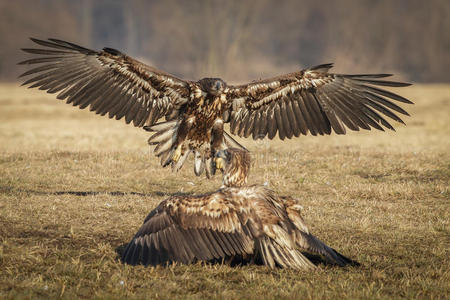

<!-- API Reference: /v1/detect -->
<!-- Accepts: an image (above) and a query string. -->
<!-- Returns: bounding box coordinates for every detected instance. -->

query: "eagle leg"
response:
[208,119,225,176]
[211,119,225,155]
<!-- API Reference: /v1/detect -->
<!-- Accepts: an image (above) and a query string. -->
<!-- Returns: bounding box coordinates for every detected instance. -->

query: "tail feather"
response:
[146,120,179,166]
[144,120,177,132]
[154,138,175,156]
[147,120,179,157]
[160,149,173,167]
[145,121,245,177]
[148,126,178,145]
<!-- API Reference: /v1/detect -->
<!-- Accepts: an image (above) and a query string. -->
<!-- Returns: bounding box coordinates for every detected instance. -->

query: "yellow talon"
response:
[172,146,182,163]
[215,157,224,171]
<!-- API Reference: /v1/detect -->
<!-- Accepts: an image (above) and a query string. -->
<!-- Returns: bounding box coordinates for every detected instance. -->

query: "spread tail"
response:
[144,121,247,177]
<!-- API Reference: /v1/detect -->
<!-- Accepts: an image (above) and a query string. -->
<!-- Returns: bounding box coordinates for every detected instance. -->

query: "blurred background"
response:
[1,0,449,83]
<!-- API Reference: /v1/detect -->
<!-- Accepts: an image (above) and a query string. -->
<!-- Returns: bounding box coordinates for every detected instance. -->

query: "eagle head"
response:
[198,78,227,96]
[215,148,250,187]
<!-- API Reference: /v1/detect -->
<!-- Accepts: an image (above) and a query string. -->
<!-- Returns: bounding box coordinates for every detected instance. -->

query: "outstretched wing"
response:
[226,64,413,140]
[19,38,190,127]
[282,196,358,266]
[121,193,255,266]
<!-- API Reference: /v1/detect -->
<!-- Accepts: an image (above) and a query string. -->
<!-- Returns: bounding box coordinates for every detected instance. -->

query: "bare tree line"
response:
[1,0,448,82]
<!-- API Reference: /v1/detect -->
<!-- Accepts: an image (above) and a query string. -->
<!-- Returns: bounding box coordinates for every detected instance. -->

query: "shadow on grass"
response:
[53,190,161,197]
[2,187,194,198]
[114,242,360,269]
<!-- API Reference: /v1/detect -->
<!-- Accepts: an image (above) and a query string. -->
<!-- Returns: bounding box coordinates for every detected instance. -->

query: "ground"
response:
[0,83,448,299]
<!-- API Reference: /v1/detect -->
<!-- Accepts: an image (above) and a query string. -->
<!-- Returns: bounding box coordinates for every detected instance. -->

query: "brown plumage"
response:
[20,38,413,177]
[121,148,358,269]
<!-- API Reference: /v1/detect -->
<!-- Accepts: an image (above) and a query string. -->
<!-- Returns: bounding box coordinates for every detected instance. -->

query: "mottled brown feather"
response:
[226,64,412,139]
[122,149,358,269]
[20,38,189,128]
[21,39,412,177]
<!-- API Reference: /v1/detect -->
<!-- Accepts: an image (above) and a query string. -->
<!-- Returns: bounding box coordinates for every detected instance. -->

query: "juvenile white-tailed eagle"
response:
[20,38,413,177]
[121,148,358,269]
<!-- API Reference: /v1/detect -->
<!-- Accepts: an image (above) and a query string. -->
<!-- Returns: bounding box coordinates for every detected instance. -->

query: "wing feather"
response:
[109,91,134,119]
[255,108,268,139]
[238,110,251,137]
[121,193,255,266]
[361,104,394,130]
[49,67,98,94]
[363,91,410,116]
[56,70,99,100]
[132,96,150,127]
[330,92,370,130]
[250,110,261,139]
[284,99,300,137]
[363,100,404,124]
[20,38,189,127]
[291,98,308,135]
[273,103,285,140]
[267,103,278,139]
[229,110,239,134]
[280,100,293,139]
[211,231,233,256]
[331,87,379,130]
[199,229,222,258]
[317,90,359,131]
[81,76,117,109]
[244,111,256,138]
[301,90,329,135]
[96,80,128,115]
[70,73,105,106]
[182,229,210,260]
[297,91,319,135]
[125,98,143,124]
[19,63,64,78]
[226,64,412,139]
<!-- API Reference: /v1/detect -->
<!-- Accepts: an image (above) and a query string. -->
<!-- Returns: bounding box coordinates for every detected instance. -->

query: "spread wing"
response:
[19,38,190,127]
[226,63,413,140]
[121,187,357,269]
[121,193,255,266]
[282,196,359,266]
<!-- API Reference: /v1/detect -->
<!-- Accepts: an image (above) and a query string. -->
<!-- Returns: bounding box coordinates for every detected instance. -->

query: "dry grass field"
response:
[0,83,448,299]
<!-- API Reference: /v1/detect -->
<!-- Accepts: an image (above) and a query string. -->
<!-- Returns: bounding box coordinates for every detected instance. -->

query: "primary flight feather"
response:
[19,38,413,177]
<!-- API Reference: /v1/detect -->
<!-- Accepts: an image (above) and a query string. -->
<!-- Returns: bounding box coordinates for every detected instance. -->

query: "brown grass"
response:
[0,83,449,299]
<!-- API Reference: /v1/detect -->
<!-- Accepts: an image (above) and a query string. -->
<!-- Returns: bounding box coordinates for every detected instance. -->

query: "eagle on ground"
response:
[121,148,359,269]
[20,38,413,177]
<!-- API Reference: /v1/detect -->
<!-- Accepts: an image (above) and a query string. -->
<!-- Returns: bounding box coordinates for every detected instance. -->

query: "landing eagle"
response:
[20,38,413,177]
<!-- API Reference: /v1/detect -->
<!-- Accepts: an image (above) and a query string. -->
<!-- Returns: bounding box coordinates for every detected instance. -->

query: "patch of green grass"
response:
[0,84,449,298]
